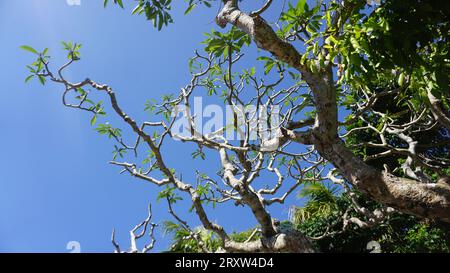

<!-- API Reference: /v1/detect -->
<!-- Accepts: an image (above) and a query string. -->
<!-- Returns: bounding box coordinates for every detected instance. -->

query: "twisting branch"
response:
[427,89,450,131]
[111,204,157,253]
[250,0,274,16]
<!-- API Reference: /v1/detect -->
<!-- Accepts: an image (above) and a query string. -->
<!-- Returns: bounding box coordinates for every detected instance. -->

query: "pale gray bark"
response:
[428,89,450,131]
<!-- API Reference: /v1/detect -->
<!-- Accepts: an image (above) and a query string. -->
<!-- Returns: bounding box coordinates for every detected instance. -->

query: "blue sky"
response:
[0,0,312,252]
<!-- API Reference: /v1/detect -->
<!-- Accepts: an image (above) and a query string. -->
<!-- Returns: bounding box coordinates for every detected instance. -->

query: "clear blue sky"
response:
[0,0,311,252]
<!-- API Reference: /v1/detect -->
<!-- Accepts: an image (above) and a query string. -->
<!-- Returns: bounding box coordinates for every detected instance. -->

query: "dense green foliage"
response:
[293,185,450,253]
[163,221,260,253]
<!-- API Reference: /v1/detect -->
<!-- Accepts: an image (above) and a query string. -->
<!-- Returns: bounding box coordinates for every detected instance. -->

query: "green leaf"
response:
[297,0,307,14]
[350,37,361,51]
[20,45,39,55]
[131,5,142,15]
[398,72,406,87]
[38,75,46,85]
[184,4,196,15]
[90,115,97,126]
[158,12,164,30]
[24,75,35,83]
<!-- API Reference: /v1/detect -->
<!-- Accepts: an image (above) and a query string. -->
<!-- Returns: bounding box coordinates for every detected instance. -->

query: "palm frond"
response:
[292,182,339,224]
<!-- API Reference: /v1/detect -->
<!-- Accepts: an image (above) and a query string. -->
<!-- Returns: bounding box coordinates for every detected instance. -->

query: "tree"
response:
[22,0,449,252]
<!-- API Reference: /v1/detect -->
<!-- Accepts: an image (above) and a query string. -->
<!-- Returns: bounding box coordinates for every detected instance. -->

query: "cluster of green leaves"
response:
[163,222,221,253]
[293,184,450,253]
[163,221,260,253]
[95,123,126,159]
[279,0,322,38]
[196,181,219,209]
[88,101,106,126]
[184,0,212,15]
[144,94,175,122]
[203,27,251,58]
[339,0,450,108]
[106,0,171,28]
[336,0,450,176]
[22,41,83,85]
[157,185,183,204]
[390,223,450,253]
[228,229,261,243]
[133,0,173,30]
[104,0,173,30]
[191,148,206,160]
[192,61,223,96]
[61,41,82,60]
[186,27,252,101]
[278,0,344,73]
[21,45,49,85]
[104,0,214,30]
[292,182,339,223]
[257,56,282,75]
[111,145,127,160]
[95,123,122,139]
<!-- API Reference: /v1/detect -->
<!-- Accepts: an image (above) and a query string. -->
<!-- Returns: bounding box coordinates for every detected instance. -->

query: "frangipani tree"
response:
[22,0,449,252]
